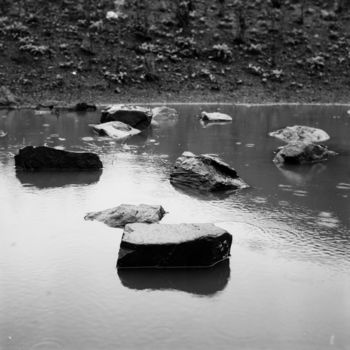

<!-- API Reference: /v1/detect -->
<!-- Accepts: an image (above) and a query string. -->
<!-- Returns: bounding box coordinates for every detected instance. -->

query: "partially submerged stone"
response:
[117,223,232,268]
[273,141,337,165]
[85,204,166,228]
[0,86,18,107]
[201,111,232,122]
[90,121,141,140]
[151,106,179,127]
[101,105,152,130]
[15,146,102,170]
[269,125,330,143]
[170,151,249,192]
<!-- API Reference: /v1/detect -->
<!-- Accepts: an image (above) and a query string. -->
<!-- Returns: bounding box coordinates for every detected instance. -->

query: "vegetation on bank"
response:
[1,0,350,104]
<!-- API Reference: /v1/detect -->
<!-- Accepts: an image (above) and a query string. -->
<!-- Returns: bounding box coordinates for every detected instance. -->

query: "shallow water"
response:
[0,105,349,350]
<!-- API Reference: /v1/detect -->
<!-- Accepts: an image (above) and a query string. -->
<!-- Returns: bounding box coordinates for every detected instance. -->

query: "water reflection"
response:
[117,260,230,296]
[276,163,327,185]
[16,170,102,189]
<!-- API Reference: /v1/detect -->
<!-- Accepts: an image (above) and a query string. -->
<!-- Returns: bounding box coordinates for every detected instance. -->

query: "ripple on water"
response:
[30,339,64,350]
[317,211,340,228]
[336,182,350,190]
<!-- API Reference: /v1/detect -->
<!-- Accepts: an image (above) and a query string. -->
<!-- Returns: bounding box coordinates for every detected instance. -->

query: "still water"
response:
[0,105,349,350]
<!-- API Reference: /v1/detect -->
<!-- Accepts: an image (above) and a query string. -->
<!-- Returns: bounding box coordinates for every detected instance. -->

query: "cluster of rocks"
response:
[269,125,337,165]
[12,105,338,270]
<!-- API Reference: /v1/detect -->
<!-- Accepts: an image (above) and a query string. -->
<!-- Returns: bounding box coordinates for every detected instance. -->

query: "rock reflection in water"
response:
[117,259,230,296]
[16,170,102,189]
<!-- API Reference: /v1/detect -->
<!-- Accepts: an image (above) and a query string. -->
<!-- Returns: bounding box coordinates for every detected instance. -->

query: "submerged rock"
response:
[0,86,18,107]
[90,121,141,140]
[0,130,7,137]
[273,141,337,165]
[151,106,179,127]
[85,204,166,228]
[15,146,102,170]
[101,105,152,130]
[201,111,232,122]
[269,125,330,143]
[170,151,249,192]
[117,223,232,268]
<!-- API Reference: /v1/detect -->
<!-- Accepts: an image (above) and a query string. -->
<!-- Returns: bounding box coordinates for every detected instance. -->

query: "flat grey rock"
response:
[269,125,330,143]
[117,223,232,268]
[90,121,141,140]
[151,106,179,127]
[201,111,232,122]
[85,204,166,228]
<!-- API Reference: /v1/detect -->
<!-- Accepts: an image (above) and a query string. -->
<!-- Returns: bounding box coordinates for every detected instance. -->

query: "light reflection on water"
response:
[0,105,349,350]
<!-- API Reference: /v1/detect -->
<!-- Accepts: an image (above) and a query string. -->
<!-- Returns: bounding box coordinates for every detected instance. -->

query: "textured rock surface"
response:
[100,105,152,130]
[269,125,330,143]
[170,151,249,192]
[15,146,102,170]
[273,141,337,165]
[117,223,232,268]
[151,106,179,127]
[201,111,232,122]
[90,121,141,140]
[85,204,166,228]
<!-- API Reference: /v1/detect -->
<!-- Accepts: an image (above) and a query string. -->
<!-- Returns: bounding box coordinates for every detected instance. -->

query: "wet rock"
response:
[273,141,337,165]
[85,204,166,228]
[201,111,232,122]
[269,125,330,143]
[15,146,102,171]
[151,106,179,127]
[73,102,97,112]
[90,121,141,140]
[117,223,232,268]
[0,86,18,107]
[101,105,152,130]
[170,151,249,192]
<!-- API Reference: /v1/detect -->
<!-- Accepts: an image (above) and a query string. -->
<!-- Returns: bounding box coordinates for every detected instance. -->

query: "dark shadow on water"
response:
[16,170,102,189]
[117,259,230,296]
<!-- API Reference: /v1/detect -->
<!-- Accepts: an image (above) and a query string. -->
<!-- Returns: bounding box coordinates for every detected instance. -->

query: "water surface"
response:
[0,105,349,350]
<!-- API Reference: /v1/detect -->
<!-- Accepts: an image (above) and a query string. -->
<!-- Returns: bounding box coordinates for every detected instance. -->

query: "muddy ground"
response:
[1,0,350,106]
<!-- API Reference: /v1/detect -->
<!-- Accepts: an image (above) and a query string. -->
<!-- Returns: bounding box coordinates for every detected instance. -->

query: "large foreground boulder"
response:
[15,146,102,170]
[269,125,330,143]
[118,259,230,295]
[273,141,337,165]
[85,204,166,228]
[101,105,152,130]
[151,106,179,127]
[117,223,232,268]
[90,121,141,140]
[170,151,249,192]
[201,111,232,122]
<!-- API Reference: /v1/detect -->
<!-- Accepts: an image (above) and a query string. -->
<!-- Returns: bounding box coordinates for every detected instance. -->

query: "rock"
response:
[321,9,336,21]
[15,146,103,171]
[73,102,97,112]
[118,259,230,295]
[170,151,249,192]
[101,105,152,130]
[151,106,179,127]
[201,111,232,122]
[0,130,7,137]
[273,141,337,165]
[0,86,18,107]
[85,204,166,228]
[269,125,330,143]
[90,121,141,140]
[117,223,232,268]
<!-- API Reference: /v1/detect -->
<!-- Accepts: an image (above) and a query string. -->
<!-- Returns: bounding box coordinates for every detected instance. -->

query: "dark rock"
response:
[101,105,152,130]
[73,102,97,112]
[170,151,249,192]
[117,223,232,268]
[15,146,103,171]
[269,125,330,143]
[273,141,337,165]
[85,204,166,228]
[90,121,141,140]
[0,86,18,107]
[118,259,230,295]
